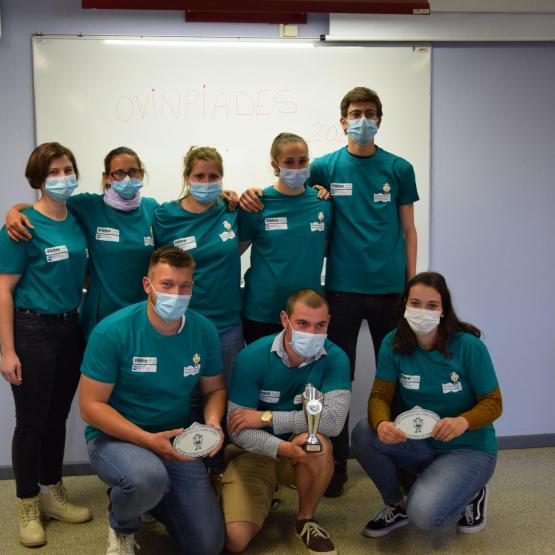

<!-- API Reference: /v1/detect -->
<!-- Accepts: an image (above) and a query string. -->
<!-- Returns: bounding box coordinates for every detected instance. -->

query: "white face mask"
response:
[404,307,442,336]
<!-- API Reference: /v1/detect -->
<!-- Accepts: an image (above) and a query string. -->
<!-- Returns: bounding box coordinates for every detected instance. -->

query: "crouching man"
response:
[222,289,351,555]
[79,247,226,555]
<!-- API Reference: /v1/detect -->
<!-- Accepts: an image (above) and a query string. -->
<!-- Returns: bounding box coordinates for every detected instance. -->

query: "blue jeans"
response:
[351,418,497,530]
[88,435,224,555]
[219,322,244,387]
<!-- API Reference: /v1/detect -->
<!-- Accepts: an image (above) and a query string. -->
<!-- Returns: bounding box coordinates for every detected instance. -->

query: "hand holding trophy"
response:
[302,383,324,453]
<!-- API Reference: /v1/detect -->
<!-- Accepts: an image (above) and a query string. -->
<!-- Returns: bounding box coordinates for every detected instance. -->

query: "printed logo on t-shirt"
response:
[174,236,197,250]
[219,220,236,242]
[96,227,120,242]
[373,183,392,203]
[400,373,420,390]
[265,217,287,231]
[259,390,280,404]
[293,394,303,405]
[330,183,353,196]
[85,248,89,258]
[184,353,202,377]
[442,370,462,393]
[132,356,157,373]
[310,211,325,232]
[45,245,69,263]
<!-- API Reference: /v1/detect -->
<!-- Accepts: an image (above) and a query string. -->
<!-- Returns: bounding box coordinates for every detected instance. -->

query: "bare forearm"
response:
[404,226,417,280]
[0,290,15,355]
[203,388,226,426]
[81,401,152,448]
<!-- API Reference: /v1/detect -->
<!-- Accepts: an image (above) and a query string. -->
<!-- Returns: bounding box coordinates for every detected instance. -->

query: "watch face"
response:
[262,412,272,423]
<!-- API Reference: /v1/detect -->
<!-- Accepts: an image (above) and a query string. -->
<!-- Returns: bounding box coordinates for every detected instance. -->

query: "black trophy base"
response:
[304,443,323,453]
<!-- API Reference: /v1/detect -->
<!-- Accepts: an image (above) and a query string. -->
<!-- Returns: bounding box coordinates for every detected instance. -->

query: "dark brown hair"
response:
[102,146,144,191]
[148,246,196,273]
[25,142,79,190]
[285,288,329,317]
[340,86,383,118]
[392,272,481,357]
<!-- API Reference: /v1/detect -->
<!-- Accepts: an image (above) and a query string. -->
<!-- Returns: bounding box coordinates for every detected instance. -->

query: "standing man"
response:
[221,289,351,555]
[80,246,226,555]
[309,87,419,496]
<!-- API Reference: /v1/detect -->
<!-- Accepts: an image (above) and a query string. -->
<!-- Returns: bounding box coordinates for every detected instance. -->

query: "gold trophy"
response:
[302,383,324,453]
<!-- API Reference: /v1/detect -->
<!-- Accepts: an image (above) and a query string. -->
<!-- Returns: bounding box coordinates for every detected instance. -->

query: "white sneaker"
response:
[106,525,139,554]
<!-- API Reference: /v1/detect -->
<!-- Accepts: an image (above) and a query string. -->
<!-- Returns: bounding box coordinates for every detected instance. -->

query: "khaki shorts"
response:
[221,444,297,528]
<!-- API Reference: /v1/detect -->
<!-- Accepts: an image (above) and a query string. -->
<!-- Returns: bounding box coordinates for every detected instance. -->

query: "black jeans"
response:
[11,310,84,498]
[326,291,401,465]
[243,319,283,345]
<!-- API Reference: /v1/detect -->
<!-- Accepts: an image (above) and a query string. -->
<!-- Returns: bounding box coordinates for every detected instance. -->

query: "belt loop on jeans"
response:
[15,307,79,320]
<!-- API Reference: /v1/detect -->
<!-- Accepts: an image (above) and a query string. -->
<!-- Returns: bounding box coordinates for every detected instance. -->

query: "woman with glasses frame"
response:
[5,146,159,340]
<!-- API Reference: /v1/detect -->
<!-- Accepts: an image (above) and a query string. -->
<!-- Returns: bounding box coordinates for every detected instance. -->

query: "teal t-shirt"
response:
[377,330,499,454]
[67,193,159,339]
[239,186,332,324]
[229,333,351,439]
[309,146,419,294]
[81,301,223,442]
[152,199,241,333]
[0,207,87,314]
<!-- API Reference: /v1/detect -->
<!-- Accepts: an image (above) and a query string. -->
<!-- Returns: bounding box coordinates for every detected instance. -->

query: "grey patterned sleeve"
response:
[272,390,351,438]
[227,401,284,460]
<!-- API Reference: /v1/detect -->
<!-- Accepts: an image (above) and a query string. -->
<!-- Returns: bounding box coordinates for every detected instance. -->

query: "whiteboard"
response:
[32,36,430,272]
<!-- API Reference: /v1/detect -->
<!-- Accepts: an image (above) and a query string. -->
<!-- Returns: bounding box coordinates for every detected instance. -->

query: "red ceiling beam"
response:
[82,1,430,15]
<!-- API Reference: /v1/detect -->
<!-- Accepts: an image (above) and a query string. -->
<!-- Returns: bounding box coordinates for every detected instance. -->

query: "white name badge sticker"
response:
[219,230,236,242]
[293,394,303,405]
[173,423,222,458]
[45,245,69,263]
[330,183,353,196]
[132,356,157,373]
[310,222,325,232]
[259,390,280,404]
[265,217,287,231]
[400,373,420,390]
[395,406,440,440]
[373,192,391,203]
[442,382,463,394]
[144,236,155,247]
[174,236,197,250]
[184,365,200,377]
[96,227,120,242]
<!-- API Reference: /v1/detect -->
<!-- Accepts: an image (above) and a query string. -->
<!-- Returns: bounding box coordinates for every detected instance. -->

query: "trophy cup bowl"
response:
[303,384,324,453]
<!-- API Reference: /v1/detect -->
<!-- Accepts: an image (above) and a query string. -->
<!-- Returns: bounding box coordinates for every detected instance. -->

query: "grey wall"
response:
[0,0,554,466]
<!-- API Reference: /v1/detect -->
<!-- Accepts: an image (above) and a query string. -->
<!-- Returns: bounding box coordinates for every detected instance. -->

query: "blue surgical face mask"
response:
[347,117,378,145]
[190,182,222,204]
[111,176,143,200]
[279,167,310,190]
[149,280,191,322]
[44,176,78,202]
[288,321,327,358]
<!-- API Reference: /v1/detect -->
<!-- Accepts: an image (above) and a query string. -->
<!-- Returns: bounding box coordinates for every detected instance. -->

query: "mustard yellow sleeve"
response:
[368,379,397,431]
[460,387,503,430]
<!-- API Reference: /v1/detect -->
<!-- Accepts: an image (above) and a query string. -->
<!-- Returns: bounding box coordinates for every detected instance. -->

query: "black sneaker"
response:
[363,504,408,538]
[296,519,337,554]
[457,486,488,534]
[324,463,347,498]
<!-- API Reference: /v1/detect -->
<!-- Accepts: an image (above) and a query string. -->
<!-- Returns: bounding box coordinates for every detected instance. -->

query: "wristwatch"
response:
[260,410,273,426]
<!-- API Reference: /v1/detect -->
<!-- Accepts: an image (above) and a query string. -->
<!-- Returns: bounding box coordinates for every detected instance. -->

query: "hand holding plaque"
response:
[302,383,324,453]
